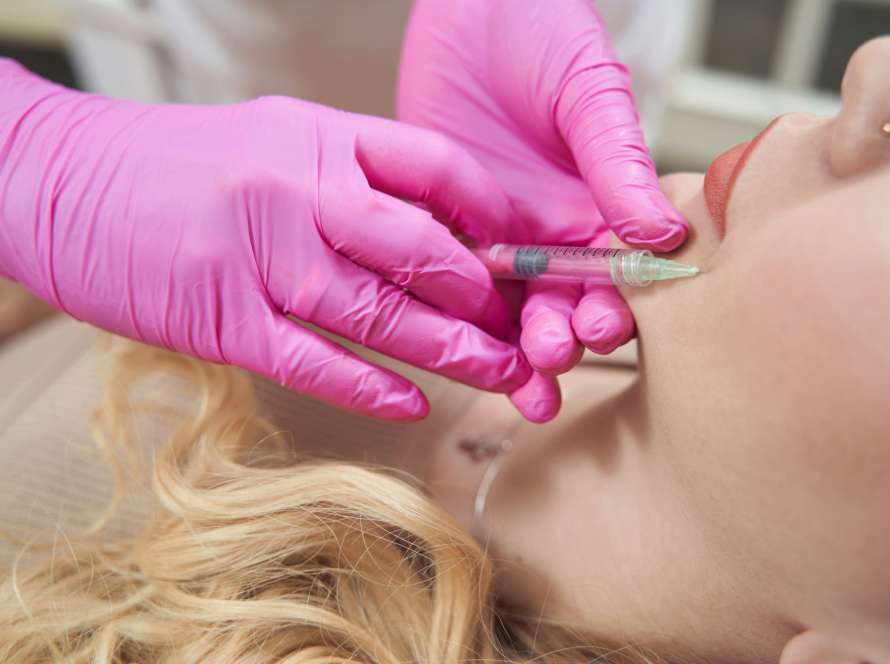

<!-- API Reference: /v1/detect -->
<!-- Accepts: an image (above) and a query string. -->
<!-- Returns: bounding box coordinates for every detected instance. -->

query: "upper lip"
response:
[703,116,783,233]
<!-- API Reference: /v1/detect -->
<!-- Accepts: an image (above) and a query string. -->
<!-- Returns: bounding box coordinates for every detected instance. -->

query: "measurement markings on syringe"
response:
[539,247,623,258]
[512,246,623,276]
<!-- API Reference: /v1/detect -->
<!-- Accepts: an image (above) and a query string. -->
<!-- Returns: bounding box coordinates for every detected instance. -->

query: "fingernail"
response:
[651,222,688,252]
[625,221,687,252]
[580,311,632,355]
[621,194,689,251]
[651,198,689,251]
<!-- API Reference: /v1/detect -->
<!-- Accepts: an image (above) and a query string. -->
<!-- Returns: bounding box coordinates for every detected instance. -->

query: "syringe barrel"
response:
[473,245,655,286]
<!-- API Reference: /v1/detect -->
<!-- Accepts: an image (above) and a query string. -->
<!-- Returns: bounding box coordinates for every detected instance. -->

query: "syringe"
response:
[472,244,699,286]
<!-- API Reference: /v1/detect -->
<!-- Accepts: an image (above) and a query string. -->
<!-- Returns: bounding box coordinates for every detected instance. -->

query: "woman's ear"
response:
[780,630,865,664]
[829,37,890,177]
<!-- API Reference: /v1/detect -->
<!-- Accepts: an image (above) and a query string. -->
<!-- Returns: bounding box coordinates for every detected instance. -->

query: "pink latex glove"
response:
[398,0,689,421]
[0,59,533,420]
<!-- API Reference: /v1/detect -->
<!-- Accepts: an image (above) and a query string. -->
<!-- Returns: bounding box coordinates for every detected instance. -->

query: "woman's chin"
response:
[611,172,717,345]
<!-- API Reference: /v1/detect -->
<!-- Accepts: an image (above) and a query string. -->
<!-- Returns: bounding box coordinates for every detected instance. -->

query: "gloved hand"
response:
[398,0,689,420]
[0,59,532,420]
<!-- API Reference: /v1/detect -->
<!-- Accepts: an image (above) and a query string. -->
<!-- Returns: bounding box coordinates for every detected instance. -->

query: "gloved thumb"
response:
[554,60,688,251]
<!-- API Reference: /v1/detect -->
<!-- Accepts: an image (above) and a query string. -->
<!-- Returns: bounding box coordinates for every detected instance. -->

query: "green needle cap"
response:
[651,258,700,282]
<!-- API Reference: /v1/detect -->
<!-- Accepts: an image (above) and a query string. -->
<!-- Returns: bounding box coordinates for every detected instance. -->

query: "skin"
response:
[425,38,890,663]
[0,280,55,343]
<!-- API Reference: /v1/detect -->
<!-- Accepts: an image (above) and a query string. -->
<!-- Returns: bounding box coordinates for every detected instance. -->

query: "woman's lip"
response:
[702,116,784,234]
[703,142,749,233]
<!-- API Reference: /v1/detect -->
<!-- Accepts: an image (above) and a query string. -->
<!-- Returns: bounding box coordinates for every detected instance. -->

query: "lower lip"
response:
[703,141,749,234]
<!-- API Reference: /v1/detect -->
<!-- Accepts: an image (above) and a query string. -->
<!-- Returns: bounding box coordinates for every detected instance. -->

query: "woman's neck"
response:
[457,370,787,663]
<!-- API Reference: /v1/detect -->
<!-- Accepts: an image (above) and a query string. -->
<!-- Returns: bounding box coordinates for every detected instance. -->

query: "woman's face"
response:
[621,37,890,660]
[429,38,890,664]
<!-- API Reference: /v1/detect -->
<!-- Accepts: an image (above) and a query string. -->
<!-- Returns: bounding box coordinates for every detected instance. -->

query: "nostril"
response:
[828,113,890,178]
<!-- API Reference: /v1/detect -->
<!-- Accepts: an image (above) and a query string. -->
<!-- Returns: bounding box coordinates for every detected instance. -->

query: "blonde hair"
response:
[0,342,662,663]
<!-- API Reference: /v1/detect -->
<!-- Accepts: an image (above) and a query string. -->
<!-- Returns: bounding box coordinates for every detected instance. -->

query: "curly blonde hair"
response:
[0,342,663,663]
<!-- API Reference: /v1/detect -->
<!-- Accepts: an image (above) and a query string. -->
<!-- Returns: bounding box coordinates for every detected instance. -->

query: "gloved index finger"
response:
[297,257,533,395]
[353,115,524,246]
[230,313,430,421]
[324,189,511,340]
[554,62,688,252]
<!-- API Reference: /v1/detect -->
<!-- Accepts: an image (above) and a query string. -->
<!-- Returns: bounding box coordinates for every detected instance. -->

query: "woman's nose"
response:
[829,37,890,177]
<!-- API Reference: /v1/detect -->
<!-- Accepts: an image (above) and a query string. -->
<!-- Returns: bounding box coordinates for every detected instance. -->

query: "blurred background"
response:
[0,0,888,341]
[3,0,889,171]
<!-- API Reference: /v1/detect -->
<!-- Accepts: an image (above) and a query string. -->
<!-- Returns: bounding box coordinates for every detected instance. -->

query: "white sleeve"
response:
[66,0,413,117]
[66,1,691,134]
[595,0,696,143]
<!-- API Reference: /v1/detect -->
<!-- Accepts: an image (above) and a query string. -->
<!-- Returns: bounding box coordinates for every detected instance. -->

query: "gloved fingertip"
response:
[621,218,688,252]
[616,192,689,252]
[574,308,634,355]
[405,392,431,420]
[354,373,429,421]
[378,390,429,421]
[520,310,581,375]
[509,372,561,423]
